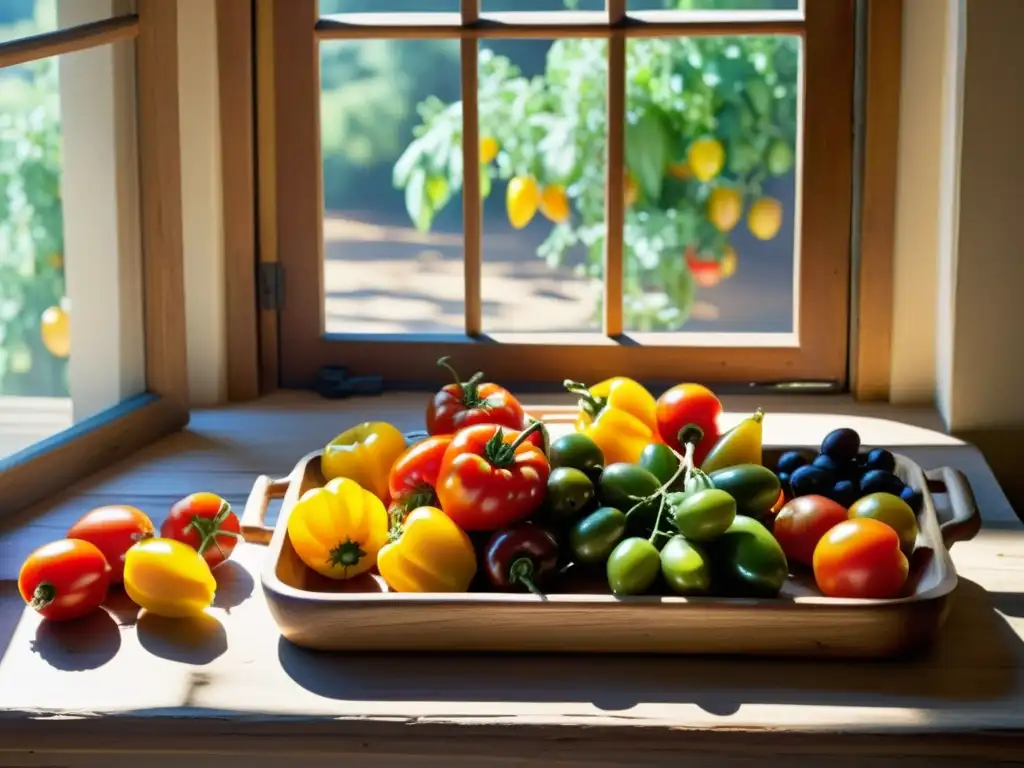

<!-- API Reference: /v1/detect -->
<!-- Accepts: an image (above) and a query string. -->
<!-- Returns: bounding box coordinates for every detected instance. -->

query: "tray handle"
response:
[240,474,291,544]
[925,466,982,548]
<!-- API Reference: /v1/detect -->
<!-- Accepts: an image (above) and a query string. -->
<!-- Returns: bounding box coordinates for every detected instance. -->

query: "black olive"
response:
[790,465,833,497]
[864,447,896,474]
[859,469,905,497]
[821,428,861,463]
[777,450,807,475]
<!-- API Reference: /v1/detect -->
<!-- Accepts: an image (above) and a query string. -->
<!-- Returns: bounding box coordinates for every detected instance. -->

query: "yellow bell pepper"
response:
[377,506,477,593]
[288,477,390,580]
[321,421,407,502]
[123,538,217,618]
[563,377,659,465]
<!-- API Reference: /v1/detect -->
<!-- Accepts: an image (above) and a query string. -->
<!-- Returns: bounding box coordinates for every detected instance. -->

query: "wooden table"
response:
[1,392,1022,766]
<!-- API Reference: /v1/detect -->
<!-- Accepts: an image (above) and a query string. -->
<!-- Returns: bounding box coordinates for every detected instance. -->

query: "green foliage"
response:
[0,56,67,397]
[393,27,798,330]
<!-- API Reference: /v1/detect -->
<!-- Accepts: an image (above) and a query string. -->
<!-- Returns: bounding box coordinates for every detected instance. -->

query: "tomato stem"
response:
[189,500,238,558]
[30,582,57,611]
[509,557,543,596]
[328,537,367,578]
[563,379,606,419]
[437,356,486,407]
[485,421,544,468]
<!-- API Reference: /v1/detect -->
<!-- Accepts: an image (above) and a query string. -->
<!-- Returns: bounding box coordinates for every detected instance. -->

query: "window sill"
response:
[0,391,1019,758]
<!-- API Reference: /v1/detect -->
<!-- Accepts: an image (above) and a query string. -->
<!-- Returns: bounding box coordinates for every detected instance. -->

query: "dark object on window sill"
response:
[314,366,384,399]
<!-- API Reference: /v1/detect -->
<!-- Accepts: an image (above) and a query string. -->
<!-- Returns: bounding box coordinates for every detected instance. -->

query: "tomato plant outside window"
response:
[266,0,854,388]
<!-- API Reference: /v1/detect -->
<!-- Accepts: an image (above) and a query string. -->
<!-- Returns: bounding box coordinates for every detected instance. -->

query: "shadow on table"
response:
[277,578,1023,716]
[30,608,122,671]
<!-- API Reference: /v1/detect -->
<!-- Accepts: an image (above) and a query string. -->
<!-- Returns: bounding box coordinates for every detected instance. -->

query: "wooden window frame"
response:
[0,0,189,519]
[260,0,855,389]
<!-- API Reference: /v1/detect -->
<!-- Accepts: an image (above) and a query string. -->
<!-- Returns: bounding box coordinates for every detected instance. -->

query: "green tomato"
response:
[570,506,627,565]
[545,467,596,524]
[637,443,680,486]
[660,535,711,596]
[670,488,737,542]
[711,515,789,598]
[606,537,661,596]
[548,433,605,480]
[599,463,661,512]
[767,140,794,176]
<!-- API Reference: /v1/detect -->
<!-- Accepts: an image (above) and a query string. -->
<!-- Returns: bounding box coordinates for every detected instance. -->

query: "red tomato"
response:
[813,517,909,599]
[436,422,550,531]
[18,539,112,621]
[655,383,722,466]
[388,435,453,515]
[426,356,525,436]
[773,495,849,567]
[687,249,724,288]
[161,492,241,568]
[67,505,155,582]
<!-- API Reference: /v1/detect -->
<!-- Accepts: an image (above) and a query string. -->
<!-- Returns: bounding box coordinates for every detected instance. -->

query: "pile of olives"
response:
[775,428,923,513]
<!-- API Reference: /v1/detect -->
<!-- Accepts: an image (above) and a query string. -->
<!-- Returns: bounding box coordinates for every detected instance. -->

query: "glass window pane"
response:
[1,41,145,462]
[320,0,459,14]
[622,34,800,333]
[0,0,118,46]
[482,0,604,10]
[480,37,607,333]
[628,1,799,10]
[320,38,464,335]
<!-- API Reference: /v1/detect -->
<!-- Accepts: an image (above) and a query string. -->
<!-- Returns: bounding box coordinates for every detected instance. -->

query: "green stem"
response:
[437,356,484,406]
[562,379,606,416]
[484,421,545,468]
[509,557,542,596]
[30,582,56,611]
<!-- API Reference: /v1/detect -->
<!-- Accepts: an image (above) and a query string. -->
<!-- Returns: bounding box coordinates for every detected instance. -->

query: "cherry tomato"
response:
[655,383,722,466]
[773,495,849,567]
[18,539,112,622]
[66,505,155,582]
[161,492,241,568]
[436,422,550,531]
[813,517,909,599]
[426,356,525,436]
[387,435,452,516]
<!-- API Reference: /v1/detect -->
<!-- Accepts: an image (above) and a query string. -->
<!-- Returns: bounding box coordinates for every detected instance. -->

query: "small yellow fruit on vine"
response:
[506,175,541,230]
[708,186,743,232]
[539,184,571,224]
[748,197,783,241]
[40,305,70,358]
[480,136,499,165]
[720,246,738,279]
[687,138,726,183]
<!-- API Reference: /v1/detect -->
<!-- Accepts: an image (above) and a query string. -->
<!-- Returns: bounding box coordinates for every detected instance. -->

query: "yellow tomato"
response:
[539,184,571,224]
[321,421,407,502]
[624,171,639,207]
[377,506,477,593]
[480,136,499,164]
[748,197,783,240]
[287,477,390,580]
[687,138,725,183]
[506,175,541,229]
[708,187,743,232]
[40,305,70,358]
[667,161,692,180]
[720,245,738,279]
[123,538,216,618]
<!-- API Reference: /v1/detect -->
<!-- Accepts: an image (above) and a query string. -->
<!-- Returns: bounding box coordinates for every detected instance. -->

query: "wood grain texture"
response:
[853,0,902,401]
[0,393,1021,760]
[0,14,138,68]
[0,394,1022,761]
[250,421,974,658]
[271,1,854,388]
[603,0,625,336]
[460,0,481,336]
[217,0,261,402]
[254,0,279,394]
[0,395,187,520]
[136,0,189,407]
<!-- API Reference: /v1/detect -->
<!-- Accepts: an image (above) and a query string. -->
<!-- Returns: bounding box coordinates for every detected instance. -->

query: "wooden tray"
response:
[241,408,981,658]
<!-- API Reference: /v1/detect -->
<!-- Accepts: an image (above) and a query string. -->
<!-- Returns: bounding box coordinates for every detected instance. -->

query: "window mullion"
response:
[460,0,482,337]
[604,0,626,337]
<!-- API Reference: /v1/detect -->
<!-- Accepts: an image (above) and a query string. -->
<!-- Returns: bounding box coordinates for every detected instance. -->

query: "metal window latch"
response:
[314,365,384,399]
[258,262,284,311]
